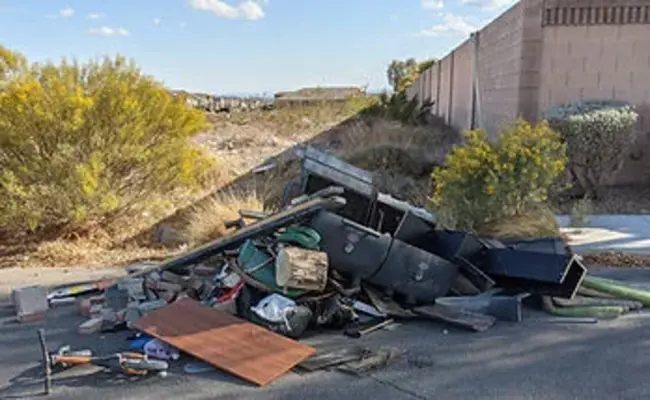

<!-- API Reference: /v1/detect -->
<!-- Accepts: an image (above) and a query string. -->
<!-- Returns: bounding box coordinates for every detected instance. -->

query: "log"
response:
[275,247,329,291]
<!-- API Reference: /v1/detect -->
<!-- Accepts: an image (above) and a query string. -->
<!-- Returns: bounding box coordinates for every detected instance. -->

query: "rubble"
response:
[22,147,650,395]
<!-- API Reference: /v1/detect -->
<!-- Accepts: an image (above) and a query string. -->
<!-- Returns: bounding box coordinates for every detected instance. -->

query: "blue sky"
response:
[0,0,516,95]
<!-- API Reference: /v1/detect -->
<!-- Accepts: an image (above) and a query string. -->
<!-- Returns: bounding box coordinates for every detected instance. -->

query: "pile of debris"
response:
[14,147,650,393]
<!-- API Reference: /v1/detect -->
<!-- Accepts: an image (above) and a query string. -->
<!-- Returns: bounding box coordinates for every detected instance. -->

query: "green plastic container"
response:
[237,240,305,298]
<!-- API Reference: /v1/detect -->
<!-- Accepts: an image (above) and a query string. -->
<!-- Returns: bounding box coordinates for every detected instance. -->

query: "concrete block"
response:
[12,286,48,321]
[104,286,130,311]
[117,278,146,301]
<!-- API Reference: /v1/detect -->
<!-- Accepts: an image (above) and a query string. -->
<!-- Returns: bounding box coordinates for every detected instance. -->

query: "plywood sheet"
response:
[132,298,316,386]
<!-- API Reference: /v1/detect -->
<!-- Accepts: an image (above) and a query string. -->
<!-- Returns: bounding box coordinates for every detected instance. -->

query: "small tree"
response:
[431,119,567,233]
[0,46,215,234]
[386,58,436,93]
[543,99,639,198]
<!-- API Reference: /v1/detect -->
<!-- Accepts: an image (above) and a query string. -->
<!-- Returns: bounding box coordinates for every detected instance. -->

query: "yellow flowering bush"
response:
[431,118,567,232]
[0,46,214,233]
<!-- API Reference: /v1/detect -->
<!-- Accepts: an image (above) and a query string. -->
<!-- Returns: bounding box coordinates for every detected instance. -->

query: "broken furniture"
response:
[310,210,458,305]
[431,231,587,299]
[291,146,435,235]
[434,290,530,323]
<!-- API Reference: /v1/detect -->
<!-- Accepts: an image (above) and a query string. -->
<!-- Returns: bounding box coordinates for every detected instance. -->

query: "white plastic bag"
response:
[144,338,180,361]
[250,293,297,330]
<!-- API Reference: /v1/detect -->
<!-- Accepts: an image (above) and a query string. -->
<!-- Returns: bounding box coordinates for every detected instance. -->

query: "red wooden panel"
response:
[132,298,316,386]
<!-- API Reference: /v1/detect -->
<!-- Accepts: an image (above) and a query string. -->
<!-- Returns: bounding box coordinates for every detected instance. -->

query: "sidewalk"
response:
[557,215,650,255]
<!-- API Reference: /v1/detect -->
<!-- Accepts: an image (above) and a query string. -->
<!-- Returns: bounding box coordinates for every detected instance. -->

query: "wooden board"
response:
[414,303,496,333]
[132,298,316,386]
[298,346,366,371]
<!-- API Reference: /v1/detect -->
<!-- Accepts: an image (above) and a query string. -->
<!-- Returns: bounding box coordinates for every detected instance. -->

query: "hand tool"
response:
[37,329,169,396]
[344,318,395,338]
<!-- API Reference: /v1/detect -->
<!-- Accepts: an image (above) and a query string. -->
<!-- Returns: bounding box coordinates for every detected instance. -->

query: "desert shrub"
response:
[0,47,215,234]
[543,99,639,198]
[363,91,433,125]
[431,118,567,233]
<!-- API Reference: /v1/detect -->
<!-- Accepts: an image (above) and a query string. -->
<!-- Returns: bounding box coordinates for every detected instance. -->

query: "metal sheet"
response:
[132,299,316,386]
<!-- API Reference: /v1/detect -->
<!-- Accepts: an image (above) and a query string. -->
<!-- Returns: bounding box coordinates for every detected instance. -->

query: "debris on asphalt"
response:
[38,329,168,396]
[413,303,496,333]
[343,318,396,338]
[18,146,650,394]
[336,347,403,376]
[12,285,48,323]
[297,345,367,371]
[131,298,316,387]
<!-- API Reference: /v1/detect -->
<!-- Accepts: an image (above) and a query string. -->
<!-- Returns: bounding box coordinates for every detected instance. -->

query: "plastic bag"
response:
[250,293,297,329]
[144,338,180,361]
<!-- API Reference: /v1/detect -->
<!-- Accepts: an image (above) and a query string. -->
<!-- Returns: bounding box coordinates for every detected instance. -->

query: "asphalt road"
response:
[2,267,650,400]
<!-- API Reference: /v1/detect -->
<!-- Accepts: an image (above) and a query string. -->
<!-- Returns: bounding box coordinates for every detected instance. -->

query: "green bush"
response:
[543,99,639,198]
[431,119,567,233]
[364,91,434,125]
[0,47,215,234]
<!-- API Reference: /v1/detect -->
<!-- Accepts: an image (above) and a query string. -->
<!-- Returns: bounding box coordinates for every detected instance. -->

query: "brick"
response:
[78,295,105,317]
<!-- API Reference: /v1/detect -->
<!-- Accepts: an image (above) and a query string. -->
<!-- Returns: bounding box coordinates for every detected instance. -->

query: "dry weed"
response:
[476,206,561,240]
[333,118,460,206]
[20,237,169,269]
[180,190,267,245]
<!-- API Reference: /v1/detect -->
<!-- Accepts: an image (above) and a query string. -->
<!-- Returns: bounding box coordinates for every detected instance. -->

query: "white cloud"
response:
[59,7,74,17]
[238,1,264,20]
[89,26,130,36]
[415,13,478,37]
[189,0,265,21]
[87,13,104,20]
[460,0,517,10]
[153,18,162,25]
[422,0,444,10]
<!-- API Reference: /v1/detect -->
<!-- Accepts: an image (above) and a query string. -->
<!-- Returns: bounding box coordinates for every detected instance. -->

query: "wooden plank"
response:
[132,298,316,386]
[414,303,496,332]
[298,346,366,371]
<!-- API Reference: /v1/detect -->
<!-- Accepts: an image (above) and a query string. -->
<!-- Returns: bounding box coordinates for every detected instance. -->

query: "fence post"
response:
[448,50,455,125]
[470,31,483,130]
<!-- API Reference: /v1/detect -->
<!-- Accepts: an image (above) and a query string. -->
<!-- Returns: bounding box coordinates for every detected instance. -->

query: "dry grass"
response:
[179,189,267,246]
[212,97,378,138]
[334,118,461,206]
[476,206,561,240]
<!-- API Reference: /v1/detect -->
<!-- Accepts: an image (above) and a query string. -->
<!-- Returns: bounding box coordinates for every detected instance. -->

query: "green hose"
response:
[552,296,643,311]
[542,296,626,320]
[582,276,650,307]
